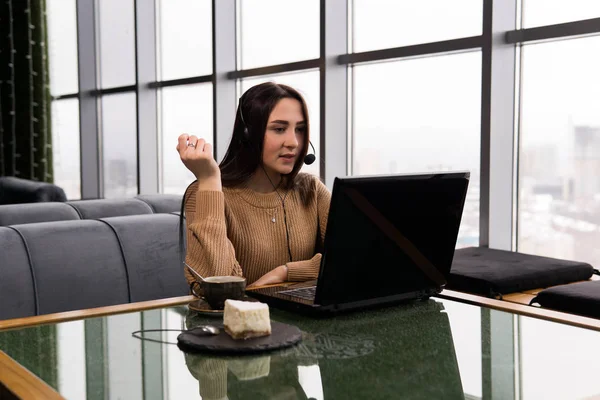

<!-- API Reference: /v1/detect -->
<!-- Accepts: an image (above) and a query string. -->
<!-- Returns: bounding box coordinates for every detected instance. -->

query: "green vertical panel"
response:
[0,0,52,181]
[0,325,58,390]
[141,310,164,400]
[0,0,16,176]
[481,308,492,400]
[8,0,33,178]
[85,318,108,400]
[31,0,53,181]
[481,308,517,400]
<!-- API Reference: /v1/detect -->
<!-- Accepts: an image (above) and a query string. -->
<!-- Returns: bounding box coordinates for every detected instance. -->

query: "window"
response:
[517,36,600,266]
[352,0,482,52]
[241,70,321,177]
[101,93,138,198]
[47,0,80,199]
[238,0,319,69]
[98,0,136,88]
[52,99,81,200]
[46,0,79,96]
[352,52,482,246]
[160,84,213,195]
[158,0,212,80]
[523,0,600,28]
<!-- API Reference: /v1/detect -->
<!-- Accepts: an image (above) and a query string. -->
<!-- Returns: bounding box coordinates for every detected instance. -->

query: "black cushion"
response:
[12,220,130,315]
[67,198,153,219]
[100,214,187,302]
[0,227,37,319]
[0,202,80,226]
[532,280,600,319]
[135,194,182,214]
[448,247,594,297]
[0,176,67,204]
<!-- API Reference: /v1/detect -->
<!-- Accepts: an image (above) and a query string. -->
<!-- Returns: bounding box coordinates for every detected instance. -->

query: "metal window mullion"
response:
[76,0,101,199]
[213,0,236,162]
[135,0,159,194]
[227,59,321,79]
[321,0,348,188]
[505,17,600,44]
[338,35,483,65]
[484,0,518,251]
[149,75,212,89]
[482,1,519,400]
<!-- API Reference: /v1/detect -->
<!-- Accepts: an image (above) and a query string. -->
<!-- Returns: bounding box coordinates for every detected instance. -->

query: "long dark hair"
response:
[219,82,313,202]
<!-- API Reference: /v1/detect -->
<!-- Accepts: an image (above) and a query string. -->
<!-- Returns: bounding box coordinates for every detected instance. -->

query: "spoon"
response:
[188,325,220,336]
[184,262,206,282]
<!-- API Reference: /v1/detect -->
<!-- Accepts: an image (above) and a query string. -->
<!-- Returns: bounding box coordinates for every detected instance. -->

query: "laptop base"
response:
[247,283,441,317]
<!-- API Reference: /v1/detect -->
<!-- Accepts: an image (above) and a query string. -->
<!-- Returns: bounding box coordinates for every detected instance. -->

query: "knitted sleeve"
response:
[286,177,331,281]
[184,184,244,285]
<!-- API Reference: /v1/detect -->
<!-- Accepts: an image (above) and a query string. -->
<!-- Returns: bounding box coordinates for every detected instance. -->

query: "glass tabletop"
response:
[0,297,599,400]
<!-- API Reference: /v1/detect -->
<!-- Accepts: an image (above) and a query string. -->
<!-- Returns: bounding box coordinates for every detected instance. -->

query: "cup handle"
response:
[189,281,205,299]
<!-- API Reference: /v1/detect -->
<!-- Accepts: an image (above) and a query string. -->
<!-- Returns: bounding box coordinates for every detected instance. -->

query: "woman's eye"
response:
[296,127,306,134]
[274,127,286,133]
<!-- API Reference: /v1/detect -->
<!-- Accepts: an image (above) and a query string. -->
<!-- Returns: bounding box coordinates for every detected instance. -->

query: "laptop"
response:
[247,172,470,315]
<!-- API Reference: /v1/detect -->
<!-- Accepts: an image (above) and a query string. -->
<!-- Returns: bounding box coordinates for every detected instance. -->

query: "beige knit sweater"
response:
[184,174,331,285]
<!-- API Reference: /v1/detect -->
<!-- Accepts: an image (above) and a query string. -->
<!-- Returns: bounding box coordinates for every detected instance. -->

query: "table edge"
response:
[0,295,195,332]
[437,289,600,332]
[0,351,64,399]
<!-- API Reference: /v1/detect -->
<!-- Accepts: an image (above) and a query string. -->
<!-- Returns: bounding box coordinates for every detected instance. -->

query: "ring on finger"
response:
[187,142,197,148]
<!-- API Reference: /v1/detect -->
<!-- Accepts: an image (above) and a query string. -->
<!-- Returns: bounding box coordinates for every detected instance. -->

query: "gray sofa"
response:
[0,213,187,320]
[0,193,187,321]
[0,194,181,226]
[0,176,68,205]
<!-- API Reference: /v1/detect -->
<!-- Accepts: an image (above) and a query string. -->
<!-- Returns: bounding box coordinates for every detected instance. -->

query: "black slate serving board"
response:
[177,321,302,354]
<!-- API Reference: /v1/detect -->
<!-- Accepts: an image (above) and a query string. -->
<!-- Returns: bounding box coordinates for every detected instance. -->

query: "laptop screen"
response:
[315,172,469,306]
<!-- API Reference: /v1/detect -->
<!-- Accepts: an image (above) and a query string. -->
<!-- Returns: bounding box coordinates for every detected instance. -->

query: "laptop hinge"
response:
[343,187,447,288]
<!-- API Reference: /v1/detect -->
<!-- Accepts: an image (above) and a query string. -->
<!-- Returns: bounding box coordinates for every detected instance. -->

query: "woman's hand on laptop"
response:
[247,265,288,289]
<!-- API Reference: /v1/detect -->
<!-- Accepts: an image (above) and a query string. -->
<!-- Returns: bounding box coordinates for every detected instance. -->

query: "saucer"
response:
[188,298,224,316]
[188,296,258,316]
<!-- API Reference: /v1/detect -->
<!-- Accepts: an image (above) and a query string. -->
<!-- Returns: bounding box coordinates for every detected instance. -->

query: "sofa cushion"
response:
[12,220,130,315]
[135,194,182,214]
[0,227,37,319]
[448,247,594,297]
[531,280,600,319]
[0,202,80,226]
[67,199,153,219]
[100,214,187,302]
[0,177,67,204]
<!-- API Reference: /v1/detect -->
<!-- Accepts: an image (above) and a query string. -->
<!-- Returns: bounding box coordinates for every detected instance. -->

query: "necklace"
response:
[271,208,277,223]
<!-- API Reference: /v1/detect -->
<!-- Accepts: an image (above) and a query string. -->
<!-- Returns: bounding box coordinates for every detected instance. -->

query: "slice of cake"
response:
[223,299,271,340]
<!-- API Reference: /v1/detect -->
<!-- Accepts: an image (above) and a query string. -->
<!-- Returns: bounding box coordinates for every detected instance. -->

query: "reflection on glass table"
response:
[1,297,600,399]
[176,300,461,399]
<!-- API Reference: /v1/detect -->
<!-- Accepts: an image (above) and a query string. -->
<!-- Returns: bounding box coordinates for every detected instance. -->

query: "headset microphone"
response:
[304,142,316,165]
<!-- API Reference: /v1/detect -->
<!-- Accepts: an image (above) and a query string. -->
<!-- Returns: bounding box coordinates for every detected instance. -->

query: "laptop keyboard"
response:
[279,286,317,301]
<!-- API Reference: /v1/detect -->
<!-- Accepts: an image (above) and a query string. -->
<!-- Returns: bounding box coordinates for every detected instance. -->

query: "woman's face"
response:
[261,98,306,177]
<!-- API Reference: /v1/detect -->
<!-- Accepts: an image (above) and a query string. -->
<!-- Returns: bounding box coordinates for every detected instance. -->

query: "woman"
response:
[177,82,331,288]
